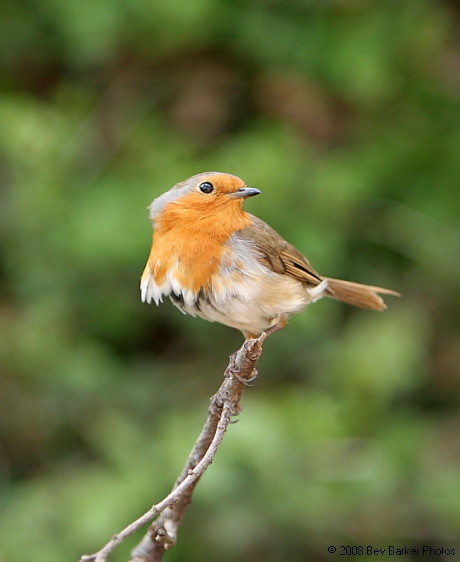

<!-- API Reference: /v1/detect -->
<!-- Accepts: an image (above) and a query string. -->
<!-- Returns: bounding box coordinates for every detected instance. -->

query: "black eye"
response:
[199,181,214,194]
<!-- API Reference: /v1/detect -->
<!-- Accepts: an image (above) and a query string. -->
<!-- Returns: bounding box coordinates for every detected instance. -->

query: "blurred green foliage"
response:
[1,1,460,561]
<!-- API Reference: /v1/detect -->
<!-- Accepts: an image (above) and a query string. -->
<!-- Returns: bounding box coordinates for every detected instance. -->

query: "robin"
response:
[141,172,399,339]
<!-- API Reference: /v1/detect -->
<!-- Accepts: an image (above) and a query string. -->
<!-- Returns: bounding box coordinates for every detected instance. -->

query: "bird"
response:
[141,172,399,339]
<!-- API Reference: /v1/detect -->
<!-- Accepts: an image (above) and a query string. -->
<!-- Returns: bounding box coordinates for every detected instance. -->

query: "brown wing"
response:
[239,215,400,311]
[238,215,323,286]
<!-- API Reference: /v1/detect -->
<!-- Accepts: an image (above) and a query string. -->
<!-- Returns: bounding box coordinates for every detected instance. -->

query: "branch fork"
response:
[80,333,266,562]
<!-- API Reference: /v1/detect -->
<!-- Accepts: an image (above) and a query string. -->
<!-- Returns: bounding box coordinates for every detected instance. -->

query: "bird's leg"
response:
[263,316,287,337]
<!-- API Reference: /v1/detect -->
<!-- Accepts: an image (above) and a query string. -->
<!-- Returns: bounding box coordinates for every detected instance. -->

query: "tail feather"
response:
[325,278,400,311]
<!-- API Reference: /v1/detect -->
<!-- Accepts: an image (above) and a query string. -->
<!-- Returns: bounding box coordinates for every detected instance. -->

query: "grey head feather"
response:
[147,171,223,225]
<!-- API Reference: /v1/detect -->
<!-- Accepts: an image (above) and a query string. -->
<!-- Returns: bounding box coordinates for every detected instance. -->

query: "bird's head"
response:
[149,172,261,226]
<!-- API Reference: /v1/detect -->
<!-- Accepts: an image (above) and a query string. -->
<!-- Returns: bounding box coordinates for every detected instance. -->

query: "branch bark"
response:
[79,333,265,562]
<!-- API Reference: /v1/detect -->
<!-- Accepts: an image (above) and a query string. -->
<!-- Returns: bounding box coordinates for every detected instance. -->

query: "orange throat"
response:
[144,197,252,295]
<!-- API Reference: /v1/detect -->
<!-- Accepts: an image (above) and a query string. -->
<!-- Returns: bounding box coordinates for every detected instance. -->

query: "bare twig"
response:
[79,333,265,562]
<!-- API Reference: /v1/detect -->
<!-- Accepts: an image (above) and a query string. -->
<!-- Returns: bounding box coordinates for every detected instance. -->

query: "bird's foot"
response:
[224,352,257,386]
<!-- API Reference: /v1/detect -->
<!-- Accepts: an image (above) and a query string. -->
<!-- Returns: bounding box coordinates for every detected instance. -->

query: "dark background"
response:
[0,1,460,561]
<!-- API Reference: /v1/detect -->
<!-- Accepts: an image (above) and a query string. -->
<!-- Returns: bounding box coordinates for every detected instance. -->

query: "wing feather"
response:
[237,215,322,286]
[237,215,400,311]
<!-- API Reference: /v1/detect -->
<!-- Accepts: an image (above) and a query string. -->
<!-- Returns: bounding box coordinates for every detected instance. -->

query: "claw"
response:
[231,405,242,417]
[228,368,257,386]
[245,368,258,384]
[223,349,258,386]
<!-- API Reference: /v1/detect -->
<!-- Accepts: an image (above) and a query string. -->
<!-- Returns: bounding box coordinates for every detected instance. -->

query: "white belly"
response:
[142,233,326,336]
[176,235,319,335]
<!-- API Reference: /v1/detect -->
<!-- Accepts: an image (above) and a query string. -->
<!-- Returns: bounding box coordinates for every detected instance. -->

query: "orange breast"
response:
[146,194,252,295]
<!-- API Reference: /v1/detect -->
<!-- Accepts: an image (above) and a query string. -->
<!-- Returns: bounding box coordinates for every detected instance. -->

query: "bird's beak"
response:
[229,187,261,199]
